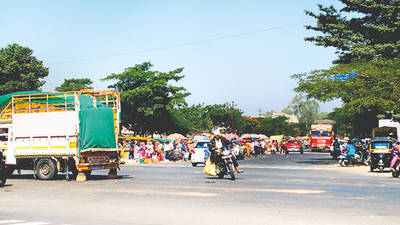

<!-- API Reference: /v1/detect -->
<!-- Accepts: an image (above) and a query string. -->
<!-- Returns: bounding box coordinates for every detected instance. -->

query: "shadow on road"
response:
[296,158,337,166]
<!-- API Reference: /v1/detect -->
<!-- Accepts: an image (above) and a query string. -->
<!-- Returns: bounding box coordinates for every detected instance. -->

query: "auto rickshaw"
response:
[369,137,393,172]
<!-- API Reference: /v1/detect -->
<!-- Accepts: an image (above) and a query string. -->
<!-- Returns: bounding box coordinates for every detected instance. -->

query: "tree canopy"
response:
[305,0,400,63]
[55,78,93,92]
[0,43,48,95]
[283,94,322,135]
[101,62,190,134]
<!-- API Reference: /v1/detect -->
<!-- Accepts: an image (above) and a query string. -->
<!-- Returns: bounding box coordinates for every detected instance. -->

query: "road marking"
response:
[8,223,51,225]
[0,222,51,225]
[166,192,218,197]
[241,165,336,171]
[0,221,24,224]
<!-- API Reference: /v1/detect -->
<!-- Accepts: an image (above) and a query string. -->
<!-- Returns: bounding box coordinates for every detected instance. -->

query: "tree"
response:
[55,78,93,92]
[264,110,275,117]
[305,1,400,63]
[284,94,321,135]
[101,62,190,134]
[172,104,214,134]
[293,59,400,113]
[0,43,48,95]
[292,59,400,136]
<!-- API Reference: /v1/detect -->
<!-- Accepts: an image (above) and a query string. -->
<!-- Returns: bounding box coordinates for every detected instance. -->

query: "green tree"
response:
[0,43,48,95]
[292,59,400,136]
[101,62,190,134]
[55,78,93,92]
[205,103,245,133]
[305,1,400,63]
[263,110,275,117]
[172,104,214,134]
[284,94,321,135]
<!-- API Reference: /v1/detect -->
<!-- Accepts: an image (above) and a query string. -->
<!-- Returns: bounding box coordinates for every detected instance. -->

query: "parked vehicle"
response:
[190,140,210,167]
[0,149,6,187]
[369,137,393,172]
[284,140,303,154]
[338,144,369,167]
[215,147,236,180]
[310,119,336,151]
[167,150,184,161]
[0,90,121,181]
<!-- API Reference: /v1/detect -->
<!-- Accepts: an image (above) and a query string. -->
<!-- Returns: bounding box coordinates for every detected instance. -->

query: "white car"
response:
[191,140,210,167]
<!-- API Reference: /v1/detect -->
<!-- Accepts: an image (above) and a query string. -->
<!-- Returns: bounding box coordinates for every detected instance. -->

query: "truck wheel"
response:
[191,163,197,167]
[36,159,58,180]
[84,170,92,178]
[392,171,399,178]
[0,168,6,187]
[4,166,15,177]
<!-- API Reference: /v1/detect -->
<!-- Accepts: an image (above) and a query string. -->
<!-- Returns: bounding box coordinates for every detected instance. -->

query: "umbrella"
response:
[258,134,269,140]
[224,133,241,141]
[166,133,185,140]
[192,136,210,142]
[155,138,173,143]
[241,134,260,139]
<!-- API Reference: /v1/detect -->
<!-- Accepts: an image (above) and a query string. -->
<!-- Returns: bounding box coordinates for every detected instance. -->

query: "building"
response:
[271,112,299,124]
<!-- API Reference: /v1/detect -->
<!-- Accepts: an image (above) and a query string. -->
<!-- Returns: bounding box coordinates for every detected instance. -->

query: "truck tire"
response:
[0,167,6,187]
[84,170,92,177]
[36,159,58,180]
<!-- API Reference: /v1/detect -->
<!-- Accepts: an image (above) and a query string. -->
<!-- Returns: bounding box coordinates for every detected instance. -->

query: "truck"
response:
[310,119,336,152]
[0,89,121,181]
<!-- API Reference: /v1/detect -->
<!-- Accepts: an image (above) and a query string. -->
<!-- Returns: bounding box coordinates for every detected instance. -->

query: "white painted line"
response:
[9,222,51,225]
[0,221,24,224]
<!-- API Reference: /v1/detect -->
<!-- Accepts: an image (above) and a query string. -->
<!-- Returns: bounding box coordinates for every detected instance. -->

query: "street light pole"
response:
[231,101,236,133]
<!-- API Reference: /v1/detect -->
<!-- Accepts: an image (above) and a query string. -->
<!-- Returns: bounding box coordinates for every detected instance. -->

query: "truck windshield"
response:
[0,128,8,142]
[311,131,331,137]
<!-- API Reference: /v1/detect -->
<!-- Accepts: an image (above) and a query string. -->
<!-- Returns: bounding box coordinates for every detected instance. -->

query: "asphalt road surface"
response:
[1,151,400,225]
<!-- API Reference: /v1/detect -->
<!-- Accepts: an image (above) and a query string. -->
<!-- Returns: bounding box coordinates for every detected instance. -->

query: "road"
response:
[1,151,400,225]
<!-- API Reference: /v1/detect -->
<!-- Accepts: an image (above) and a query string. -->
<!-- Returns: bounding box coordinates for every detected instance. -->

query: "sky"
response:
[1,0,343,116]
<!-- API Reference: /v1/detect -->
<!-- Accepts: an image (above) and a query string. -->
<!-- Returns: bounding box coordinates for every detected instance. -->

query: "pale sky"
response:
[1,0,343,116]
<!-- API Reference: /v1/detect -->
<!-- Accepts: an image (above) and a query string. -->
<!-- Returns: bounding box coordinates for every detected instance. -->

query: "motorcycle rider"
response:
[209,130,243,173]
[391,142,400,167]
[345,140,356,156]
[332,139,341,158]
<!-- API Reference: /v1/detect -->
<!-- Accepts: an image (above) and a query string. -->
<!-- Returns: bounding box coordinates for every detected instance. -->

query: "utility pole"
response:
[257,108,263,117]
[230,101,237,133]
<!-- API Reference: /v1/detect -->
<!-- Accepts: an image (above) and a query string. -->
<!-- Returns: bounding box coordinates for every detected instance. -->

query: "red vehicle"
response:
[310,119,336,152]
[284,140,303,154]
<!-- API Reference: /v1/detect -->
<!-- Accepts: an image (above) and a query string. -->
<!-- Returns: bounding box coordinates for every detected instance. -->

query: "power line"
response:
[47,20,314,65]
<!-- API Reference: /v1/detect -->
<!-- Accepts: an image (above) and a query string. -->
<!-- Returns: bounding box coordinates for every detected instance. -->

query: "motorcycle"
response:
[338,148,369,167]
[331,145,341,159]
[0,150,6,187]
[167,150,184,161]
[215,147,236,180]
[390,155,400,178]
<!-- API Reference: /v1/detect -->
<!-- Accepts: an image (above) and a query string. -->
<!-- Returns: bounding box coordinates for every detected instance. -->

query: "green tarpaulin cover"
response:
[78,95,116,151]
